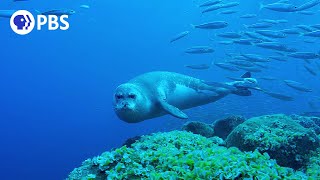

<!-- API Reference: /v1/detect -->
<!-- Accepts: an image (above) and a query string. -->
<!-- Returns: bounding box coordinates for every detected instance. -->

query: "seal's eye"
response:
[116,95,123,99]
[129,94,136,99]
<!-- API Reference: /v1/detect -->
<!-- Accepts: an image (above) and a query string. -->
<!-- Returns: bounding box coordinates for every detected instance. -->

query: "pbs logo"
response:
[10,10,35,35]
[10,10,70,35]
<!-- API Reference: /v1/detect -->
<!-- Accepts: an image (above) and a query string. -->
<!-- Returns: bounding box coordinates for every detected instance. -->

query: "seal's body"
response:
[113,71,255,123]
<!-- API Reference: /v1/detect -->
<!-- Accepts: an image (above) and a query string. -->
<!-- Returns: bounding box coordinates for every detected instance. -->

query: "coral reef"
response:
[226,114,320,170]
[291,114,320,135]
[67,131,308,180]
[213,115,246,139]
[181,121,214,138]
[306,148,320,177]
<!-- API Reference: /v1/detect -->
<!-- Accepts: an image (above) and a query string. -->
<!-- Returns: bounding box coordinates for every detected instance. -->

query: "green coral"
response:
[226,114,320,169]
[67,130,308,180]
[306,149,320,177]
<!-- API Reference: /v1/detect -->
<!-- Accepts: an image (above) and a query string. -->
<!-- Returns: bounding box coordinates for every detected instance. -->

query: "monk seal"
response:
[113,71,257,123]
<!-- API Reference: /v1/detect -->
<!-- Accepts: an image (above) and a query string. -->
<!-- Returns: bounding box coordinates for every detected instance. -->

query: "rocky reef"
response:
[181,121,214,138]
[213,115,246,139]
[181,115,246,139]
[67,114,320,179]
[226,114,320,170]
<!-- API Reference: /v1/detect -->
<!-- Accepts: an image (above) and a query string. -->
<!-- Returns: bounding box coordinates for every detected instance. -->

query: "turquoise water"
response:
[1,0,320,179]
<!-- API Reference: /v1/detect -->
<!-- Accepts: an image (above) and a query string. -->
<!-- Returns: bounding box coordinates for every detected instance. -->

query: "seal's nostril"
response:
[122,102,128,108]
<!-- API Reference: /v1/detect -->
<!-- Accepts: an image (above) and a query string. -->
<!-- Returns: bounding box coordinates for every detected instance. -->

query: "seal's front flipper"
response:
[159,100,188,119]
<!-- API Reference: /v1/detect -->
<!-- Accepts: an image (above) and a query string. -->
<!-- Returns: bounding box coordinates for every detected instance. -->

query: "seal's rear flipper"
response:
[231,72,254,96]
[241,72,251,78]
[233,87,252,96]
[159,100,188,119]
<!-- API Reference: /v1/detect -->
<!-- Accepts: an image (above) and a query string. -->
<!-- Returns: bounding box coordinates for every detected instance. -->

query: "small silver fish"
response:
[280,28,301,35]
[276,19,289,23]
[303,30,320,37]
[199,0,222,7]
[214,62,239,71]
[227,60,255,67]
[256,30,287,38]
[258,76,277,81]
[218,41,233,45]
[269,56,287,62]
[170,31,189,43]
[39,9,76,16]
[192,21,228,29]
[0,10,16,18]
[311,24,320,29]
[185,64,211,70]
[288,52,320,59]
[260,2,298,12]
[243,31,274,42]
[253,62,269,69]
[219,10,238,14]
[256,42,297,52]
[80,5,90,9]
[233,39,256,45]
[221,2,240,8]
[185,46,214,54]
[304,64,317,76]
[295,25,315,32]
[304,39,317,43]
[295,0,320,11]
[297,11,316,15]
[284,80,312,92]
[240,14,257,18]
[263,91,294,101]
[258,19,279,24]
[241,54,270,62]
[244,22,274,29]
[202,4,223,13]
[216,32,242,39]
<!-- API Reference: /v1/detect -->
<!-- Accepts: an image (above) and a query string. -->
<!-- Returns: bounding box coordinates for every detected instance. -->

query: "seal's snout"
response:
[115,101,133,111]
[120,102,132,110]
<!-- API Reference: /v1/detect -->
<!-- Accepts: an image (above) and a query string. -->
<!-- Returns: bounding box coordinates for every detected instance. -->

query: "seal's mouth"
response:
[114,102,134,111]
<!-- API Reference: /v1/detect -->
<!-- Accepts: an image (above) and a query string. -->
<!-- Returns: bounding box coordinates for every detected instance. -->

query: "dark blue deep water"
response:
[1,0,320,179]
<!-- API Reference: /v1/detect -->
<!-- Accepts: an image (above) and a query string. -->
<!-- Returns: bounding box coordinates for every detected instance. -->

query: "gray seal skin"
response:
[113,71,256,123]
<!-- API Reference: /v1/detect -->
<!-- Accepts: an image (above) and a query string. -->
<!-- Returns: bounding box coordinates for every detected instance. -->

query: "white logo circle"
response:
[10,10,35,35]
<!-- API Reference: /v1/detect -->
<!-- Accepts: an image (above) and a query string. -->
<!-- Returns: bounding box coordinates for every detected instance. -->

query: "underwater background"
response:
[1,0,320,179]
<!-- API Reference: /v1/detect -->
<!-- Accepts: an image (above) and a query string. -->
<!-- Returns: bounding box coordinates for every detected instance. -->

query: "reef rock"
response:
[226,114,320,170]
[181,121,214,138]
[291,114,320,135]
[67,131,307,180]
[213,115,246,139]
[122,136,141,148]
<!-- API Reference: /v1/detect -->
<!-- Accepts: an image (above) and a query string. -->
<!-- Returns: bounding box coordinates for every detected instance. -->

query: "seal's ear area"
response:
[159,100,188,119]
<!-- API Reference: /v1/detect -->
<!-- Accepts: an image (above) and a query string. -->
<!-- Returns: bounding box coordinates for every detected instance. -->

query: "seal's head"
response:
[113,83,149,123]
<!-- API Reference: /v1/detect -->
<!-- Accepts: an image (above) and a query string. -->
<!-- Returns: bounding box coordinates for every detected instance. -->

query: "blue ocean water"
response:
[1,0,319,179]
